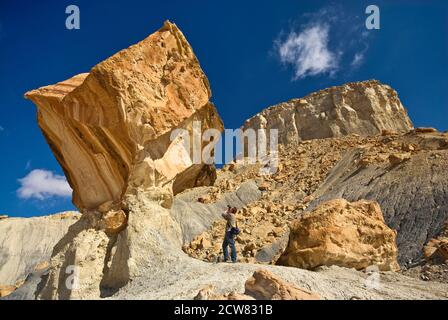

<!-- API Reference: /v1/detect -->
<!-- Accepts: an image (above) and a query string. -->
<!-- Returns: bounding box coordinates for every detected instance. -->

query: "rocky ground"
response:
[184,129,448,271]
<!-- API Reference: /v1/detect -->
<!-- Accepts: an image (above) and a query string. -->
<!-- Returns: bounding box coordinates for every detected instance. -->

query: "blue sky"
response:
[0,0,447,217]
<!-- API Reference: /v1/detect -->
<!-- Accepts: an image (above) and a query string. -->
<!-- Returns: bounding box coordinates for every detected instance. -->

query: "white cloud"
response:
[17,169,72,200]
[277,23,338,79]
[0,126,4,131]
[351,52,365,68]
[275,5,372,80]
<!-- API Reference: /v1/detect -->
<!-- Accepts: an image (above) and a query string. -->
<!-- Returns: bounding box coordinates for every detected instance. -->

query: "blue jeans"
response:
[222,232,237,263]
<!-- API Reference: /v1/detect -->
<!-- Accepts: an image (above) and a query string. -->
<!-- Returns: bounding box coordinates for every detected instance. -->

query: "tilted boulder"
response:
[277,199,400,271]
[25,20,223,214]
[242,80,413,145]
[25,21,224,299]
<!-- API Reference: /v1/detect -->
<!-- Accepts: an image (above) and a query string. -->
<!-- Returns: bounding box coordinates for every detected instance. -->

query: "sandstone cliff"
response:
[242,80,413,145]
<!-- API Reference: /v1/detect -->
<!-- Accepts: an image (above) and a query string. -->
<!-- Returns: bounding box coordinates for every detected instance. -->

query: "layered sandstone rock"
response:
[25,20,223,213]
[278,199,400,271]
[242,80,413,145]
[25,21,224,299]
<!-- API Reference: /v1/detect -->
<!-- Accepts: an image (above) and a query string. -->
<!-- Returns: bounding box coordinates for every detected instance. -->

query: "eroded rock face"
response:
[242,80,413,145]
[278,199,400,271]
[25,21,224,299]
[25,20,223,213]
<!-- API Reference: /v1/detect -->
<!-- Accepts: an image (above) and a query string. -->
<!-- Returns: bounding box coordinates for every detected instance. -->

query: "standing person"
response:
[222,206,239,263]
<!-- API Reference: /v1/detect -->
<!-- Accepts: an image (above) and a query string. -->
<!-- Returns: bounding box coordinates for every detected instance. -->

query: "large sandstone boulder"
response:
[242,80,413,145]
[278,199,400,271]
[25,21,224,299]
[25,20,223,213]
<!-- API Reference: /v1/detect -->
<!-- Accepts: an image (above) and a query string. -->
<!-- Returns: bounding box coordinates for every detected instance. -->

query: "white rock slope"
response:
[0,212,79,286]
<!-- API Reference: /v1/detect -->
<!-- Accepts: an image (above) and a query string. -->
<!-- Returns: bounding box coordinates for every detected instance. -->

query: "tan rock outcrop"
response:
[26,21,224,299]
[194,285,255,300]
[242,80,413,145]
[244,269,320,300]
[192,270,318,300]
[25,20,223,213]
[277,199,400,271]
[0,285,16,298]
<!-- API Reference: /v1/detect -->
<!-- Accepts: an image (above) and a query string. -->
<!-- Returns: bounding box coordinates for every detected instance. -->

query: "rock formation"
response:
[25,21,223,299]
[25,20,223,213]
[193,269,319,300]
[424,222,448,263]
[277,199,400,271]
[242,80,413,145]
[244,269,320,300]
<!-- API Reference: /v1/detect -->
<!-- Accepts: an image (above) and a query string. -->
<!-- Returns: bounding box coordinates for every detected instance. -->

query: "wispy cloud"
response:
[351,52,365,68]
[274,5,372,80]
[277,23,338,79]
[17,169,72,200]
[0,125,4,131]
[25,160,32,170]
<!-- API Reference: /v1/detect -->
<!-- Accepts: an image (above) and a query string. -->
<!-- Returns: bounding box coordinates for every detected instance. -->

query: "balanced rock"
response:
[25,20,224,213]
[25,21,224,299]
[277,199,400,271]
[242,80,413,145]
[244,269,320,300]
